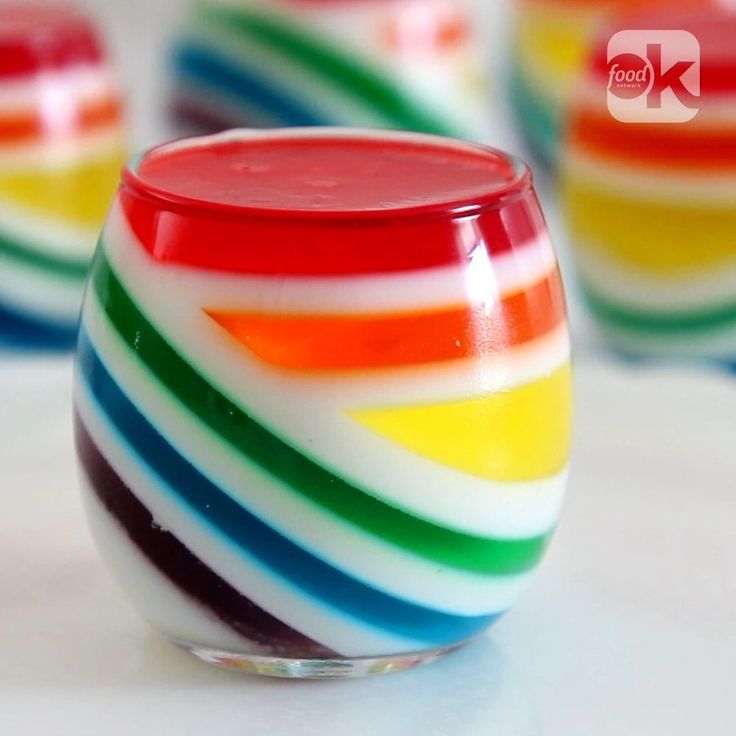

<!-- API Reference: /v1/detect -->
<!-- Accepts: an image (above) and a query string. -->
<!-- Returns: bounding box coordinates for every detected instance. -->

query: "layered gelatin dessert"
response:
[171,0,491,141]
[562,8,736,363]
[0,3,125,348]
[74,127,572,677]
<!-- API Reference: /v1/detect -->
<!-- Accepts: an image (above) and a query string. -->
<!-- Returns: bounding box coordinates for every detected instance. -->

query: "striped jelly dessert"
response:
[562,9,736,364]
[510,0,701,166]
[170,0,491,141]
[74,128,572,677]
[0,4,126,349]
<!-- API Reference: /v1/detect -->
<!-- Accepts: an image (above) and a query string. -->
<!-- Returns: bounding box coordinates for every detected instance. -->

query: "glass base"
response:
[173,639,469,679]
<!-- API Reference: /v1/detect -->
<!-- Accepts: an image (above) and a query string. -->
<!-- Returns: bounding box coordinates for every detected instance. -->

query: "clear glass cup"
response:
[0,3,126,349]
[74,127,572,678]
[170,0,491,141]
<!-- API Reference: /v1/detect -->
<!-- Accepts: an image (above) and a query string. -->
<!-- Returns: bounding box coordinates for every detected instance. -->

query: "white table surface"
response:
[2,1,736,733]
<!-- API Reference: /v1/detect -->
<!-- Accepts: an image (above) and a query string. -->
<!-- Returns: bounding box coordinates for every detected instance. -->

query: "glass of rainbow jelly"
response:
[0,3,126,350]
[74,127,572,678]
[562,7,736,366]
[170,0,491,141]
[510,0,702,166]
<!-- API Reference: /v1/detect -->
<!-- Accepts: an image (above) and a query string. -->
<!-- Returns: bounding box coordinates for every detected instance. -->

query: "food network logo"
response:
[607,30,700,123]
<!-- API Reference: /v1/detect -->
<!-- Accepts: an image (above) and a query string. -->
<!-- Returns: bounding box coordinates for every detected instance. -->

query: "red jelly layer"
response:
[0,4,102,78]
[122,130,542,276]
[590,9,736,96]
[134,132,525,215]
[575,9,736,170]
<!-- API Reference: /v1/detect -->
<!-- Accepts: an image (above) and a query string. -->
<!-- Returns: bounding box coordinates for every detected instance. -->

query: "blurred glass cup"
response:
[170,0,491,141]
[510,0,702,167]
[562,7,736,366]
[0,3,125,350]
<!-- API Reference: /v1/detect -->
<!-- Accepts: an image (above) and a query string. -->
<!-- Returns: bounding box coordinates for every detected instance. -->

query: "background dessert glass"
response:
[510,0,702,167]
[0,3,126,349]
[170,0,491,141]
[74,127,572,678]
[562,9,736,365]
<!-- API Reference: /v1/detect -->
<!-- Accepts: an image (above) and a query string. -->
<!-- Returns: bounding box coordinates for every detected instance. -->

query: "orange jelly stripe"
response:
[571,109,736,171]
[0,95,122,144]
[206,271,566,371]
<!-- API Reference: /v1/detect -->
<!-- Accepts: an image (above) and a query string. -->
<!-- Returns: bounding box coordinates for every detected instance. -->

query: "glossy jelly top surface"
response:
[0,3,101,77]
[127,129,530,219]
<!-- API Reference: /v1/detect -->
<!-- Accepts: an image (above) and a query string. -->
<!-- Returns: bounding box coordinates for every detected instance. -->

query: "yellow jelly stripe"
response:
[0,147,125,228]
[515,10,594,81]
[349,363,572,482]
[564,178,736,275]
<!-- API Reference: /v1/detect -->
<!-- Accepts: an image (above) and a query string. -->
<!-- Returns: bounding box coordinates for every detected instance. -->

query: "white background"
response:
[1,2,735,734]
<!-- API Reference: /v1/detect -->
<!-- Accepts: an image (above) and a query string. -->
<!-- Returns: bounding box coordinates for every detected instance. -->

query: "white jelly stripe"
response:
[574,245,736,313]
[574,78,736,127]
[0,202,98,261]
[104,204,569,539]
[75,378,426,657]
[0,201,98,261]
[0,250,83,322]
[564,148,736,205]
[83,293,532,615]
[593,315,736,360]
[287,324,570,408]
[0,126,124,172]
[139,236,557,318]
[82,481,256,653]
[0,64,118,111]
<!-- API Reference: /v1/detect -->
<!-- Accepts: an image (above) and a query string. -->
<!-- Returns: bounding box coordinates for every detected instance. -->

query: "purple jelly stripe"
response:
[75,416,336,657]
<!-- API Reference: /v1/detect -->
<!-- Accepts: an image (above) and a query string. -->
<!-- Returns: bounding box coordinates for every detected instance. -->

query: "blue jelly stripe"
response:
[172,43,329,127]
[77,329,498,646]
[0,298,79,350]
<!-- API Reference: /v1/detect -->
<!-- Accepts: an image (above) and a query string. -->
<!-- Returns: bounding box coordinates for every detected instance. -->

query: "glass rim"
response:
[121,127,534,222]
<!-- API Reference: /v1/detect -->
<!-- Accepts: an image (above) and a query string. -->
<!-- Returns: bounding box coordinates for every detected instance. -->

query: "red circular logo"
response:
[607,53,653,99]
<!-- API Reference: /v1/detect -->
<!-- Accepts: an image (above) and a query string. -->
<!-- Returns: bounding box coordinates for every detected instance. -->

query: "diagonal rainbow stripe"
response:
[77,421,335,656]
[171,1,490,140]
[205,274,566,372]
[0,61,125,347]
[76,181,571,656]
[75,338,502,649]
[89,251,552,577]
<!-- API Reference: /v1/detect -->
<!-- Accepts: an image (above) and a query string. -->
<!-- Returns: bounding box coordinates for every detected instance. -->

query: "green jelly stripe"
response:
[508,63,560,166]
[583,284,736,335]
[0,230,89,280]
[93,252,551,576]
[198,5,460,137]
